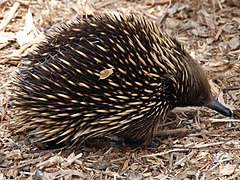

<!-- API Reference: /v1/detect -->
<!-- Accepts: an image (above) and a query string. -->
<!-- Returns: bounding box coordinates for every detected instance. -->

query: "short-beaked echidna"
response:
[13,14,232,147]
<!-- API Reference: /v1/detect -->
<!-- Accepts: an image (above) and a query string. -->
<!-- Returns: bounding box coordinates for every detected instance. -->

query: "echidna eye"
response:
[199,94,208,104]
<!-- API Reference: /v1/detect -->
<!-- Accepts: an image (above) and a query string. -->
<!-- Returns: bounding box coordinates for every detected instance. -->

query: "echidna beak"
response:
[207,99,233,117]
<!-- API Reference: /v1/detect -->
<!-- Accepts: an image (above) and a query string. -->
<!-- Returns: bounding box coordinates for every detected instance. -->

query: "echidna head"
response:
[174,54,232,117]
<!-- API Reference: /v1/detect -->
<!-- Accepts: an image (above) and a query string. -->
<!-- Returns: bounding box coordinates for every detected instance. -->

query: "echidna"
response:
[13,14,232,147]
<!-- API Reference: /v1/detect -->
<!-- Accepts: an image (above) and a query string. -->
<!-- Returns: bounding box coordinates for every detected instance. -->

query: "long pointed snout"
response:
[207,100,233,117]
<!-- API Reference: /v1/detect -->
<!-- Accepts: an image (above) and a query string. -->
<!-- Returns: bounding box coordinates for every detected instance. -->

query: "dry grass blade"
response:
[0,2,20,30]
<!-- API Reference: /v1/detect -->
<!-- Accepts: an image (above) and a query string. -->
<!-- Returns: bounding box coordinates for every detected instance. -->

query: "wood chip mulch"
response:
[0,0,239,179]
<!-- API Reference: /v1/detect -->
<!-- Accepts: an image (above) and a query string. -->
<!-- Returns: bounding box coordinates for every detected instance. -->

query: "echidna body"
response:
[14,14,232,146]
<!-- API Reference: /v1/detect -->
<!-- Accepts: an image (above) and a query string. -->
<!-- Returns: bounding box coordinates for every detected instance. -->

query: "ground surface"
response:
[0,0,240,179]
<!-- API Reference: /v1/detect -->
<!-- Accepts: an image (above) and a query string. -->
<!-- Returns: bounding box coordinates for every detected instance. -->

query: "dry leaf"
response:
[228,37,240,50]
[0,2,20,30]
[209,80,220,97]
[166,18,181,29]
[43,169,85,179]
[232,0,240,7]
[219,165,236,176]
[92,160,111,170]
[99,68,114,80]
[36,155,65,169]
[16,9,40,46]
[61,152,82,168]
[0,32,15,44]
[129,172,143,180]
